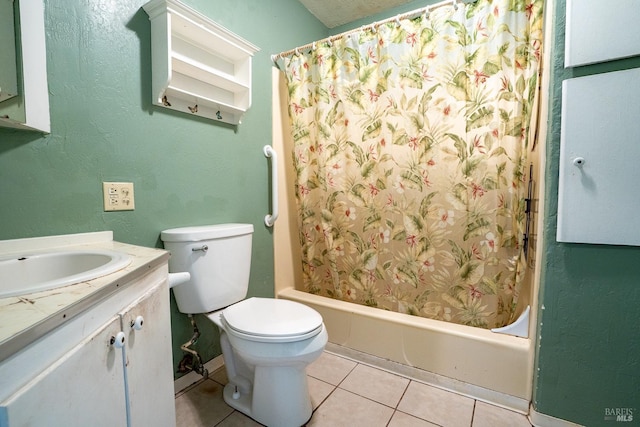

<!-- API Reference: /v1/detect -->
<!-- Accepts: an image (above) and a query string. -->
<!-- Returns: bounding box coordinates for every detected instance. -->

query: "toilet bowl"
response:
[208,297,328,426]
[161,224,327,427]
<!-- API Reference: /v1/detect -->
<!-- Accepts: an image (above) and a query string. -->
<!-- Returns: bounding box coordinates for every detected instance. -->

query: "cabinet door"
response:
[120,281,176,427]
[0,316,127,427]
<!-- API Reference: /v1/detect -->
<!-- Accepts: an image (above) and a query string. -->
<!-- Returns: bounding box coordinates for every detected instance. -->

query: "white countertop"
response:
[0,232,169,361]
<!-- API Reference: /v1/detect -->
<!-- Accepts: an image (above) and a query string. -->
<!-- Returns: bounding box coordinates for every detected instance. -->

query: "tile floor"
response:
[175,351,533,427]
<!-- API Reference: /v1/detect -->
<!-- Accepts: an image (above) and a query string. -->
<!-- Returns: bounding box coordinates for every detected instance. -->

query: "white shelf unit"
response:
[143,0,259,125]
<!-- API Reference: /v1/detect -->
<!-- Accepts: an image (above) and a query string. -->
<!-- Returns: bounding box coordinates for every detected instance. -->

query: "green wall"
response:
[533,0,640,425]
[0,0,326,376]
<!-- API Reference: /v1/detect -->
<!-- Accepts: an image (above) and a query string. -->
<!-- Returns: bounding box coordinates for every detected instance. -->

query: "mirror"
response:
[0,0,50,133]
[0,0,18,103]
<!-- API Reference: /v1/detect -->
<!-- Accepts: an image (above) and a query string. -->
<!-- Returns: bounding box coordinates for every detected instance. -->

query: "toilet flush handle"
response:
[192,245,208,252]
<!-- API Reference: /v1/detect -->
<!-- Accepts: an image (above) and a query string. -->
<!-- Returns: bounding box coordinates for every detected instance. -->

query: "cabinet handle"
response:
[131,315,144,331]
[110,331,126,349]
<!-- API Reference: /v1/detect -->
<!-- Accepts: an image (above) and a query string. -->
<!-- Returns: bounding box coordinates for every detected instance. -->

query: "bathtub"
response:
[278,288,531,412]
[271,68,540,413]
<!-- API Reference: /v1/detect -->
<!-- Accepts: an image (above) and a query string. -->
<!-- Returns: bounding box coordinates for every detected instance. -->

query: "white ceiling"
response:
[297,0,415,28]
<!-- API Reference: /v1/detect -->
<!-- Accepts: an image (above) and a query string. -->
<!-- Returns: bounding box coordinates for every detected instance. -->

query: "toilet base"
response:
[222,365,313,427]
[222,382,252,418]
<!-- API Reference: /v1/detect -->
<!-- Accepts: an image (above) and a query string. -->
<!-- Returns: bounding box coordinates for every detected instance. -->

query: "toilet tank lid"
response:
[161,223,254,242]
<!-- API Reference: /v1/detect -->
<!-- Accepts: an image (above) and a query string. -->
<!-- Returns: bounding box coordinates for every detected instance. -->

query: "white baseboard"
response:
[529,404,584,427]
[173,355,225,395]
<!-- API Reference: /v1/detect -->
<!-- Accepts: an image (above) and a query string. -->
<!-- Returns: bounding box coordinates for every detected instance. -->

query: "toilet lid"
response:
[221,297,323,340]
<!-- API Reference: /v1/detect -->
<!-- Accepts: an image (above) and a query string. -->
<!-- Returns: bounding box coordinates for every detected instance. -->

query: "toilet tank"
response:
[161,224,253,314]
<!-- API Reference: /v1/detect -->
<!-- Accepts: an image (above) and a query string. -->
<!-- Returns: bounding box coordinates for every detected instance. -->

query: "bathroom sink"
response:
[0,250,132,298]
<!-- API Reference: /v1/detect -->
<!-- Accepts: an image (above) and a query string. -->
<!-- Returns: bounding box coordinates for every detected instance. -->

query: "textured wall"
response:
[533,0,640,424]
[0,0,326,375]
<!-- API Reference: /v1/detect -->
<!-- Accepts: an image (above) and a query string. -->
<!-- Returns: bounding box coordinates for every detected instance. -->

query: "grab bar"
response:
[264,145,278,227]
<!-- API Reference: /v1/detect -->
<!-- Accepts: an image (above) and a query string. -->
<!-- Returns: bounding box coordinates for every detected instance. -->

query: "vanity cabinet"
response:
[121,281,175,427]
[0,316,128,425]
[0,265,175,427]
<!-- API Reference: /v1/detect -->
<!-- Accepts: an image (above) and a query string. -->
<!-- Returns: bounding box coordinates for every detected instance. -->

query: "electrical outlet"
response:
[103,182,135,211]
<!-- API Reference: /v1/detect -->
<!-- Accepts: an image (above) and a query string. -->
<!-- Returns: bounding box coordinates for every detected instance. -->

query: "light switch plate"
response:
[103,182,135,211]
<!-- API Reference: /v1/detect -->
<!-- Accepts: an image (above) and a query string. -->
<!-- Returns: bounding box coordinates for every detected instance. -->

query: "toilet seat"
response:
[221,297,324,343]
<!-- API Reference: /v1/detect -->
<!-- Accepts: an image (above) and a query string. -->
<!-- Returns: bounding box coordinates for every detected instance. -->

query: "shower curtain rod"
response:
[272,0,478,63]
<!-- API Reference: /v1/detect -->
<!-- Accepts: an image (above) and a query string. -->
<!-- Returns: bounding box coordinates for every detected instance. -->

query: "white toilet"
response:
[161,223,328,427]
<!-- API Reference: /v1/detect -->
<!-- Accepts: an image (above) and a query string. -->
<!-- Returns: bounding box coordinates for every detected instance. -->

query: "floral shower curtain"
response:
[282,0,544,329]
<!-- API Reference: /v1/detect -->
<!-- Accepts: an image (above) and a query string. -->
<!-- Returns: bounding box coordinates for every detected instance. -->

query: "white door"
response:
[120,281,176,427]
[0,316,127,427]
